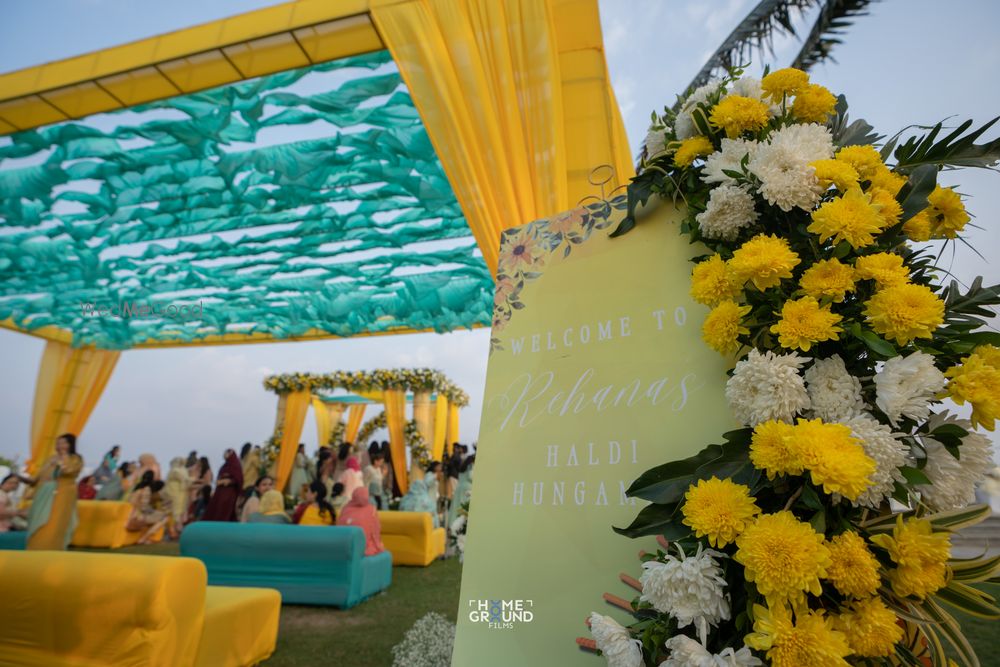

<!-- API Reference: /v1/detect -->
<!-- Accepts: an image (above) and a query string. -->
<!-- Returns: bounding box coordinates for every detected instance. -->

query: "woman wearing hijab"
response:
[202,449,243,521]
[399,478,439,527]
[337,487,384,555]
[247,490,290,524]
[163,457,191,537]
[22,434,84,550]
[337,456,364,500]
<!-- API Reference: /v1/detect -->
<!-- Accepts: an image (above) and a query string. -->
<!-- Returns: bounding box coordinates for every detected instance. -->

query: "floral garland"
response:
[262,369,469,406]
[585,66,1000,667]
[329,420,346,447]
[357,412,387,445]
[261,426,283,469]
[356,412,432,466]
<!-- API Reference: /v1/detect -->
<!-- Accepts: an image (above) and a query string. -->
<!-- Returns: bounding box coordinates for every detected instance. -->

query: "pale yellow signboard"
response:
[451,197,733,665]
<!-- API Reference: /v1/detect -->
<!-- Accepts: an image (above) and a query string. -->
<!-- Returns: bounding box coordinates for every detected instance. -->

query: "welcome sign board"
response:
[451,196,734,665]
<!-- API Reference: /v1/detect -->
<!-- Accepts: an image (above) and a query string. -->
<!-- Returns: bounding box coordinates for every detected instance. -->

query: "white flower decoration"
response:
[875,351,946,426]
[639,544,730,638]
[589,612,644,667]
[663,635,762,667]
[804,355,864,422]
[839,413,911,509]
[918,412,995,511]
[726,349,810,426]
[696,183,759,241]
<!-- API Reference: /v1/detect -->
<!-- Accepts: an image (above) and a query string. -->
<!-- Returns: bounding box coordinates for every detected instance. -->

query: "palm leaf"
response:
[893,117,1000,172]
[790,0,875,70]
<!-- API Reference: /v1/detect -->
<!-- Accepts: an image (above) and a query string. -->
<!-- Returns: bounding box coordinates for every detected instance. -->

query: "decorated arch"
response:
[262,368,466,493]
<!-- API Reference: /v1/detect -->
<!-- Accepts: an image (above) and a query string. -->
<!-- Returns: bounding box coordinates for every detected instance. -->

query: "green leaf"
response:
[935,582,1000,619]
[896,163,937,223]
[612,502,691,539]
[852,326,896,357]
[893,116,1000,172]
[809,510,826,534]
[899,466,932,486]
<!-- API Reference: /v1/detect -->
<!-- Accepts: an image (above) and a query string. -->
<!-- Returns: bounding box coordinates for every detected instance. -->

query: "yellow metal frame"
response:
[0,0,381,133]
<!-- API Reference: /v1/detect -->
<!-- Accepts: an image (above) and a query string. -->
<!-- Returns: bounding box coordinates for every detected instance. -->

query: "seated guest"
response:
[247,490,290,524]
[92,445,120,485]
[399,478,439,527]
[337,457,364,500]
[296,481,336,526]
[337,487,384,555]
[77,475,97,500]
[128,470,155,500]
[0,474,27,532]
[330,482,349,515]
[127,480,169,544]
[240,476,274,523]
[188,485,212,523]
[96,462,134,500]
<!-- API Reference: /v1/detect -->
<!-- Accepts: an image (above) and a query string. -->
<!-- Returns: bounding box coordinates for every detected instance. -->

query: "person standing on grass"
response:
[23,433,83,550]
[202,449,243,522]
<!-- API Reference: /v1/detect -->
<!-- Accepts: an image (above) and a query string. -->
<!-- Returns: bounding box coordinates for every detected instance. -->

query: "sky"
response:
[0,0,998,472]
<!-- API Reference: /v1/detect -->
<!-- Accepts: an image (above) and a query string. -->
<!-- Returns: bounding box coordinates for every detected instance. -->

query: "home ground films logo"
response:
[467,599,534,630]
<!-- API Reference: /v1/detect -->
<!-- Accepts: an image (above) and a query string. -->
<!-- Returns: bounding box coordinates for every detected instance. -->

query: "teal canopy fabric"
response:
[0,50,492,348]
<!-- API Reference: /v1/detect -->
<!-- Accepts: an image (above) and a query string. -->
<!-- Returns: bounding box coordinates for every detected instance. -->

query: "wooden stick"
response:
[576,637,598,651]
[620,573,642,592]
[638,549,648,560]
[603,592,633,613]
[656,535,670,550]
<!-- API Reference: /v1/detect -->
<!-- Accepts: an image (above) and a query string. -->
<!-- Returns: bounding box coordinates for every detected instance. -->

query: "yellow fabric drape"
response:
[313,399,346,448]
[412,390,433,445]
[29,341,120,474]
[382,388,409,494]
[344,404,367,444]
[432,395,448,460]
[446,402,460,455]
[370,0,633,275]
[275,391,310,492]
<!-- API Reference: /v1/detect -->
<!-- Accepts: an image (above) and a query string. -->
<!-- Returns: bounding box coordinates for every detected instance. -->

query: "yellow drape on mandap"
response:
[446,402,460,455]
[274,391,310,492]
[370,0,633,276]
[412,390,433,445]
[432,395,448,460]
[29,341,120,474]
[313,399,346,449]
[382,388,409,494]
[345,404,367,444]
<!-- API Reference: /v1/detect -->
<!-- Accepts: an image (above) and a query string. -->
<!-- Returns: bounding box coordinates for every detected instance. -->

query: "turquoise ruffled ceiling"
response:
[0,50,492,349]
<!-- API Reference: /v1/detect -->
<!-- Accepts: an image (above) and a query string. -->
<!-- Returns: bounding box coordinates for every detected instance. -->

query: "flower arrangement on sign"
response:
[582,66,1000,667]
[262,369,470,407]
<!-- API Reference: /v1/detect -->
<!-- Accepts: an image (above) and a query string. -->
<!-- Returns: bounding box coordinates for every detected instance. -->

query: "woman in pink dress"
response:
[336,456,364,500]
[336,487,384,555]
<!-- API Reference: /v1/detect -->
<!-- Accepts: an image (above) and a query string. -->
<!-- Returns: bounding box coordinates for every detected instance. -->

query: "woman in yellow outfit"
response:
[23,433,83,550]
[295,481,336,526]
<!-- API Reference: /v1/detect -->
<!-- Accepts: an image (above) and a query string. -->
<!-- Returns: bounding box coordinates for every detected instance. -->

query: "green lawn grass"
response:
[73,544,998,667]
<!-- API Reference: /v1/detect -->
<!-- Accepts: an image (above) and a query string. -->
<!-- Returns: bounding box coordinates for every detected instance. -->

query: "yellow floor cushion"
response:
[195,586,282,667]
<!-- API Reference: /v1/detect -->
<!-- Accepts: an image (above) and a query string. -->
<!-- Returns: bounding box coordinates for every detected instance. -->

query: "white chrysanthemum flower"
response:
[804,355,864,422]
[875,352,946,426]
[726,349,810,426]
[450,515,466,535]
[695,183,759,241]
[663,636,762,667]
[644,124,668,158]
[919,412,995,511]
[675,80,723,139]
[748,124,833,211]
[589,613,643,667]
[702,138,760,185]
[640,545,730,634]
[839,413,911,508]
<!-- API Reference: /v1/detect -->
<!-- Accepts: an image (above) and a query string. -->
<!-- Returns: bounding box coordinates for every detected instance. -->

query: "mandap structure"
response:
[263,368,468,493]
[0,0,632,473]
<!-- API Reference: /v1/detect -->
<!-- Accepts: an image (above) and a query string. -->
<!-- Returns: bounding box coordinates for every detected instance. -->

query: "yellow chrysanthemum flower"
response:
[690,254,741,306]
[673,135,715,167]
[854,252,910,288]
[792,83,837,123]
[728,234,801,291]
[746,604,852,667]
[869,516,951,599]
[825,531,881,598]
[927,185,970,238]
[792,418,874,500]
[701,300,751,355]
[835,597,904,657]
[761,67,810,101]
[869,165,908,196]
[750,420,801,479]
[945,345,1000,431]
[835,145,885,181]
[863,282,945,345]
[799,258,856,303]
[709,95,771,138]
[735,511,831,606]
[809,159,859,192]
[770,297,843,352]
[868,187,903,226]
[808,187,885,249]
[902,210,933,242]
[681,477,761,547]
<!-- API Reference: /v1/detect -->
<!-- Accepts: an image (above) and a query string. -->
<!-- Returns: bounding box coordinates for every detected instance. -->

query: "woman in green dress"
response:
[23,433,83,550]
